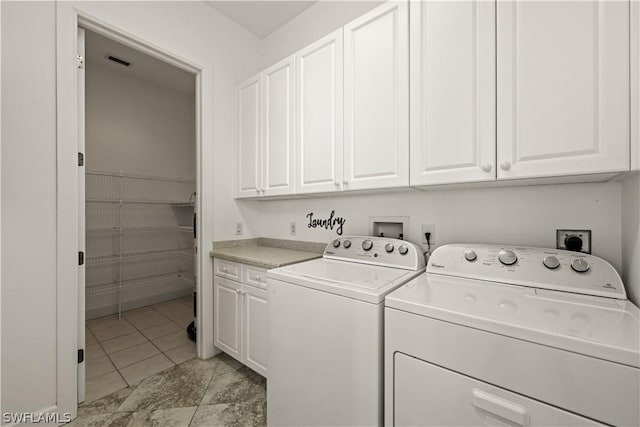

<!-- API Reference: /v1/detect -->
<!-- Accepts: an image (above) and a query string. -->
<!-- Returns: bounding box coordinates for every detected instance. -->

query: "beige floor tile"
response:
[86,314,119,328]
[85,330,97,346]
[125,310,170,330]
[165,342,197,364]
[109,341,161,370]
[162,310,193,328]
[152,300,189,315]
[90,319,136,342]
[119,353,174,386]
[152,330,192,352]
[86,356,116,380]
[101,331,147,355]
[85,371,127,403]
[140,321,182,340]
[131,407,196,427]
[86,343,107,362]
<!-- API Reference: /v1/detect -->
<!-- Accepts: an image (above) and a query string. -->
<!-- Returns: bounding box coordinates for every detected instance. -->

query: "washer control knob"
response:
[385,243,394,253]
[464,250,477,262]
[362,240,373,251]
[498,250,518,266]
[332,239,341,248]
[343,240,352,249]
[543,255,560,270]
[398,245,409,255]
[571,258,590,273]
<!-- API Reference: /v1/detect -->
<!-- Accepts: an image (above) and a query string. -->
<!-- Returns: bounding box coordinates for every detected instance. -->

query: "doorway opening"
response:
[79,27,198,403]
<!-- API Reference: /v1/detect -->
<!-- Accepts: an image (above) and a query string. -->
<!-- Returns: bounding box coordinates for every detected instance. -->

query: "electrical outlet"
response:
[290,222,297,236]
[556,229,591,254]
[421,224,436,246]
[235,222,243,236]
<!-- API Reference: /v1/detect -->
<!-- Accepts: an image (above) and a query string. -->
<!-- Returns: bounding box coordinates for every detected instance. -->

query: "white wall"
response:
[1,0,262,416]
[621,174,640,305]
[239,183,624,272]
[85,61,195,179]
[1,1,58,413]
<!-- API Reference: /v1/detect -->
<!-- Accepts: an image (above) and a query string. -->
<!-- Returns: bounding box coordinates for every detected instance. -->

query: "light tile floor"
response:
[85,296,196,403]
[69,353,266,427]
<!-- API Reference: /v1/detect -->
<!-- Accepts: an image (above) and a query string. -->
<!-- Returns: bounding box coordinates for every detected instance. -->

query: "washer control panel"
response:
[324,236,426,271]
[427,244,625,299]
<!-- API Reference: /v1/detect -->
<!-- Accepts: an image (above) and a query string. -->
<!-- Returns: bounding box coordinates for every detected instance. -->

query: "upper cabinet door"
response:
[262,55,296,196]
[295,30,344,194]
[497,1,630,180]
[236,75,262,198]
[410,1,496,187]
[343,1,409,191]
[632,0,639,171]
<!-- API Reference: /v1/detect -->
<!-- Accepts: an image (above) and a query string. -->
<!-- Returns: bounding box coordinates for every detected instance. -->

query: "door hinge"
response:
[78,152,84,167]
[77,54,85,69]
[79,251,84,266]
[78,349,84,363]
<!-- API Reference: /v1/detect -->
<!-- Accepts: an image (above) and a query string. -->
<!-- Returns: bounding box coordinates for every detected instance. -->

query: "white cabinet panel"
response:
[262,56,295,196]
[296,30,344,194]
[236,75,262,198]
[214,277,242,361]
[243,284,268,376]
[410,1,496,186]
[344,1,409,190]
[497,1,630,179]
[632,0,639,171]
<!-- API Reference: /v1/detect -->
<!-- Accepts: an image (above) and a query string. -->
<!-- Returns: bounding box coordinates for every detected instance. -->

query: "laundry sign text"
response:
[306,210,346,235]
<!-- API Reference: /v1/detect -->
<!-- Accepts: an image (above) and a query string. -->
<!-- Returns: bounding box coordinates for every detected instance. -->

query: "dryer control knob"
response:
[543,256,560,270]
[464,250,477,262]
[332,239,341,248]
[571,258,590,273]
[498,250,518,265]
[398,245,409,255]
[343,240,352,249]
[385,243,394,253]
[362,240,373,251]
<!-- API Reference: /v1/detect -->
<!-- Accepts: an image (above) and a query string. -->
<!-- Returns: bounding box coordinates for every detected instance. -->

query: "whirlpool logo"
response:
[430,263,445,269]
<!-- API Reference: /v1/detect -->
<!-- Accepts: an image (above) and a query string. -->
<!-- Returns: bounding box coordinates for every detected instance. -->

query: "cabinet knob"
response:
[334,181,340,186]
[500,161,511,171]
[481,164,492,172]
[256,275,261,281]
[222,267,228,272]
[261,188,265,193]
[343,180,349,185]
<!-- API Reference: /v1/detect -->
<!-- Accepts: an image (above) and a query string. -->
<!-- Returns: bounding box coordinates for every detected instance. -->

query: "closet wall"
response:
[85,44,196,319]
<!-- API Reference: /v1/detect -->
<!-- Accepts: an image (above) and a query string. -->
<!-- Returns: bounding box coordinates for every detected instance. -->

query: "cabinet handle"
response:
[343,180,349,185]
[500,161,511,171]
[256,275,261,281]
[222,267,228,273]
[481,164,492,172]
[334,181,340,186]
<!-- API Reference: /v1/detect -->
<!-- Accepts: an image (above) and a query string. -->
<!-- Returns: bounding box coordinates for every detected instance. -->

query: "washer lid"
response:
[386,274,640,368]
[268,258,423,303]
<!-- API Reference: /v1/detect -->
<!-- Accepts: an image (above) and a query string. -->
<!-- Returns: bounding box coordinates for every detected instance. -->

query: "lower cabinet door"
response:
[393,353,603,427]
[242,284,268,376]
[213,276,243,362]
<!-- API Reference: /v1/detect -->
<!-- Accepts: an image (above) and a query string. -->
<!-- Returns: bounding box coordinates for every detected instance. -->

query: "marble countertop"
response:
[210,238,324,269]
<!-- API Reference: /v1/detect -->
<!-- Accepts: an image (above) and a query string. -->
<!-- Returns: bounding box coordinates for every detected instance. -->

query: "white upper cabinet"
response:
[632,0,639,171]
[295,30,344,194]
[236,75,261,198]
[410,0,496,186]
[344,1,409,191]
[497,0,630,179]
[262,55,296,196]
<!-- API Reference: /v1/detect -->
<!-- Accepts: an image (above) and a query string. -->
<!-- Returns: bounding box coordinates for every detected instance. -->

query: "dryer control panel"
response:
[427,244,626,299]
[324,236,426,271]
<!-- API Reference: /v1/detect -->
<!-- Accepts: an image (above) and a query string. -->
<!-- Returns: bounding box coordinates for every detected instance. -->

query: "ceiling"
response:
[85,30,195,95]
[207,1,316,39]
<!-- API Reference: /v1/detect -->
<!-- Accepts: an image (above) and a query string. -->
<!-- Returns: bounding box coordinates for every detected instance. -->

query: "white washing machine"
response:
[267,236,426,427]
[385,244,640,427]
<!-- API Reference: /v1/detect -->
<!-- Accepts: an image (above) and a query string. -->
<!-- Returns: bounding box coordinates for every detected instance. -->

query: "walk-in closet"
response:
[82,29,198,402]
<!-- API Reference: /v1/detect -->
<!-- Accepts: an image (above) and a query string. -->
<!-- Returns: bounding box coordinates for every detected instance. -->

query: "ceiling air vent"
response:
[106,54,131,67]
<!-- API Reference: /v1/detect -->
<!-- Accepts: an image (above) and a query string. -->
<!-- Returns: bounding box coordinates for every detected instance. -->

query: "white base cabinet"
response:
[213,259,268,377]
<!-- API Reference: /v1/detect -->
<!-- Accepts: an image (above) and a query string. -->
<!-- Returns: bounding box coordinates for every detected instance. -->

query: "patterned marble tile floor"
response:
[68,352,266,427]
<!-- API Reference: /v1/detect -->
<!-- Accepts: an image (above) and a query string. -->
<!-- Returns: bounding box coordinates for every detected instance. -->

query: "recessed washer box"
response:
[369,216,409,240]
[556,229,591,254]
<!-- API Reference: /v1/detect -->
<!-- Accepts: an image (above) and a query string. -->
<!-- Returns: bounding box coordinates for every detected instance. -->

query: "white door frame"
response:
[56,6,211,418]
